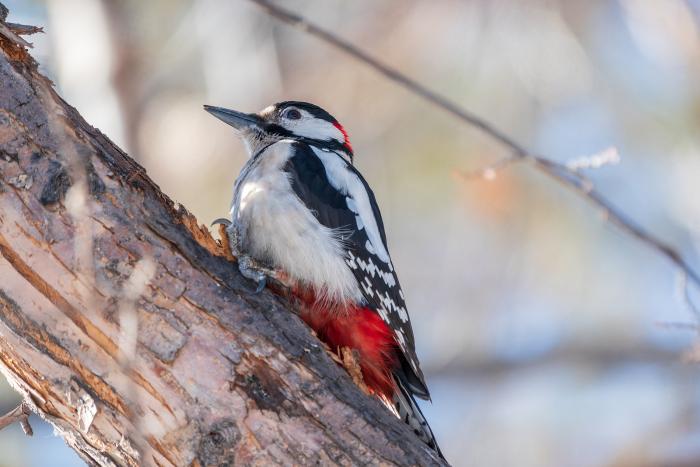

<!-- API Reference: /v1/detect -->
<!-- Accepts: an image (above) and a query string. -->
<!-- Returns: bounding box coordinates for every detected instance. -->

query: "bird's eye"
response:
[285,109,302,120]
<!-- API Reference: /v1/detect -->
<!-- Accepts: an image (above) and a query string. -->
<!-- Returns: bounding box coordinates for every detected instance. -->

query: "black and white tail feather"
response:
[391,377,444,459]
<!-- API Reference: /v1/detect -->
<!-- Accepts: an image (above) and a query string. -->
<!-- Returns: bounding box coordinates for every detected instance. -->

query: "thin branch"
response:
[245,0,700,293]
[457,154,523,181]
[656,321,698,331]
[0,22,32,47]
[246,0,524,154]
[0,402,33,436]
[6,23,43,36]
[677,271,700,323]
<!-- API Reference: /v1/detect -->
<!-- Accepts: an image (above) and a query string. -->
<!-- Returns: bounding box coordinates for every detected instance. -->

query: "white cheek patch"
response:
[286,110,345,143]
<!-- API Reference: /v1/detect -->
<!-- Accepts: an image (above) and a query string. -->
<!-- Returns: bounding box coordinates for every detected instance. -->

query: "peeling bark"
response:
[0,8,443,467]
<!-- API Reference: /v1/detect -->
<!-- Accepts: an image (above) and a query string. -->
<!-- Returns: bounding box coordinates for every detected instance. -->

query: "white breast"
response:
[231,141,363,305]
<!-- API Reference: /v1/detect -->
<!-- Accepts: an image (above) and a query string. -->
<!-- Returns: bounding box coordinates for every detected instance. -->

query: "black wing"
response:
[283,142,429,399]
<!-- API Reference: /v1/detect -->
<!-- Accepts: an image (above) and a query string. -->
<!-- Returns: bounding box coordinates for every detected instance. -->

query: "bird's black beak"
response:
[203,105,263,131]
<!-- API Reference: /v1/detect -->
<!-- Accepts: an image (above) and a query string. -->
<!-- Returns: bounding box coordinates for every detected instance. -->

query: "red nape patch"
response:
[333,121,353,154]
[298,297,398,398]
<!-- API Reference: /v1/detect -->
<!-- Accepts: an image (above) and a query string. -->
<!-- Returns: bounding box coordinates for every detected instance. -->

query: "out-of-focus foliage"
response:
[2,1,700,466]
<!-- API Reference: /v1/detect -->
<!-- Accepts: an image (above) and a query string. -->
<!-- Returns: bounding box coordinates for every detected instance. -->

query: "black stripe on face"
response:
[263,123,295,139]
[263,122,353,162]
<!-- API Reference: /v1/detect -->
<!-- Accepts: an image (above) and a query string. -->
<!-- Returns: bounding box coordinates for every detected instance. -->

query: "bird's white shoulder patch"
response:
[311,147,391,264]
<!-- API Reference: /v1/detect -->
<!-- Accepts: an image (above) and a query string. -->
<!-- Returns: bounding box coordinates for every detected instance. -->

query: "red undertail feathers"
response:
[296,290,397,398]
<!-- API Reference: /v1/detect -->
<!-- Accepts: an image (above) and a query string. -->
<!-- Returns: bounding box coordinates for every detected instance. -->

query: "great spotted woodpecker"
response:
[205,101,443,458]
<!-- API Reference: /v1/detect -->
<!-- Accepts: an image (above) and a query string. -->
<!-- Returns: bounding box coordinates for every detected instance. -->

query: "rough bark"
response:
[0,9,443,467]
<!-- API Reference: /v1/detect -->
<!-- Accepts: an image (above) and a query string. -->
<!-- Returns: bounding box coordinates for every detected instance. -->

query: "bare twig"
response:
[0,402,33,436]
[457,154,523,181]
[656,321,698,332]
[677,271,700,323]
[246,0,524,154]
[0,22,31,47]
[6,23,43,36]
[0,6,40,47]
[245,0,700,294]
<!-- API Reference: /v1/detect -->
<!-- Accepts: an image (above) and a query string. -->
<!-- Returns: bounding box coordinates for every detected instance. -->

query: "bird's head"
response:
[204,101,353,162]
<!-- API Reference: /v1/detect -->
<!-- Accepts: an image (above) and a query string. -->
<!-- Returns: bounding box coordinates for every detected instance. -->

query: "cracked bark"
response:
[0,7,443,467]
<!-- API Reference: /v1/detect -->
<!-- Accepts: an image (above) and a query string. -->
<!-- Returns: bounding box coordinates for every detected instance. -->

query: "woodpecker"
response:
[205,101,443,459]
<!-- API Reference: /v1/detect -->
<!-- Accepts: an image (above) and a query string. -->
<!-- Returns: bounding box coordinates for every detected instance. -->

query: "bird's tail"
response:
[392,376,445,460]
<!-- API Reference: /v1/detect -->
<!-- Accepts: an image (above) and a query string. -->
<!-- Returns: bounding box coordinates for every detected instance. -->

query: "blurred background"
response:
[2,0,700,466]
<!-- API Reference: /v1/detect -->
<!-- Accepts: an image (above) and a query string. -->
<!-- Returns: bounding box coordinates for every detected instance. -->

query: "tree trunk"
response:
[0,8,443,467]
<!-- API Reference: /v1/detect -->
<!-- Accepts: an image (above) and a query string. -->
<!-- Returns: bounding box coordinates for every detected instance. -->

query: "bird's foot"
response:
[211,218,274,293]
[211,218,241,260]
[238,256,276,294]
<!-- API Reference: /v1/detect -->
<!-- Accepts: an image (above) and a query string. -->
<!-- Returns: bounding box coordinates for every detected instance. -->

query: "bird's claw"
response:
[213,222,272,293]
[211,218,232,228]
[238,256,273,294]
[254,277,267,294]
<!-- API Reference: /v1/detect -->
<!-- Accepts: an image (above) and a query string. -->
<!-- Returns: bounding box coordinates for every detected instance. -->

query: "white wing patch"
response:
[312,148,391,264]
[345,197,365,231]
[365,240,376,255]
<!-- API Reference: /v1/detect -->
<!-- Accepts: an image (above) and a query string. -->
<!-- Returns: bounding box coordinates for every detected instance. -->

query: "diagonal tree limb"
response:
[0,5,445,466]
